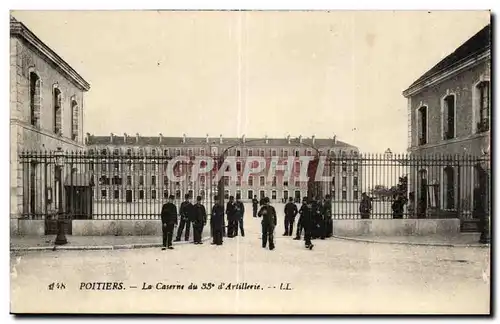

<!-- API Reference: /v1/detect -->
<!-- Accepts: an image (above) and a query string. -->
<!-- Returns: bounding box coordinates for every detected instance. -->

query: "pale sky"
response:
[11,10,490,153]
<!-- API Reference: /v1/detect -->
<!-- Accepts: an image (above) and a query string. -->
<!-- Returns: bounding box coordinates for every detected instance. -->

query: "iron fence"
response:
[18,151,489,221]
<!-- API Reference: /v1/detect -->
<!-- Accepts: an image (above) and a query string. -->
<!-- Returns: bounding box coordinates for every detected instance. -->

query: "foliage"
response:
[370,175,408,199]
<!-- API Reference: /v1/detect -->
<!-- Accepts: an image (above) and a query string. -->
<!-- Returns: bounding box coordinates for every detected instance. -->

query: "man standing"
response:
[193,196,207,244]
[391,193,406,219]
[252,195,259,218]
[311,197,323,239]
[301,197,314,250]
[211,196,224,246]
[226,196,236,237]
[359,192,372,219]
[258,197,277,250]
[294,197,307,240]
[234,194,245,237]
[175,194,193,242]
[323,195,333,238]
[283,197,298,236]
[160,195,178,250]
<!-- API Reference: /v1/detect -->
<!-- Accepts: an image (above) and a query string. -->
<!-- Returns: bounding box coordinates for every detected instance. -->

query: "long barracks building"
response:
[86,133,361,203]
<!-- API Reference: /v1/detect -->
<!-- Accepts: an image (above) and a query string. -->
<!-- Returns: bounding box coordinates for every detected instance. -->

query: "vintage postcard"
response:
[9,10,491,314]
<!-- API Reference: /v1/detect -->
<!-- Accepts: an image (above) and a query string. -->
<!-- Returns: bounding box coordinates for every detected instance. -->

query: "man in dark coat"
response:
[283,197,298,236]
[234,194,245,237]
[252,195,259,218]
[160,195,178,250]
[311,197,323,239]
[323,195,333,238]
[294,197,308,240]
[391,193,406,219]
[301,197,315,250]
[193,196,207,244]
[258,197,277,250]
[175,193,194,242]
[226,196,236,238]
[359,192,372,219]
[211,196,224,246]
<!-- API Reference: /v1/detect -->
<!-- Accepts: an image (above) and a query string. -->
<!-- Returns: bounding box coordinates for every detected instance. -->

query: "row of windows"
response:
[88,147,359,158]
[95,174,358,187]
[90,160,359,173]
[29,72,80,141]
[416,81,490,146]
[98,188,358,201]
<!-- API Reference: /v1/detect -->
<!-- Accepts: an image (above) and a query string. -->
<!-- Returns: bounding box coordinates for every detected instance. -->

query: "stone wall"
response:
[10,36,86,234]
[332,219,461,236]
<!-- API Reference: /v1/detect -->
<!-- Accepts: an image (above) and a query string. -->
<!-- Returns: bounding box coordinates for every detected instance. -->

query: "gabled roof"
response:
[86,135,357,149]
[10,16,90,91]
[403,24,490,96]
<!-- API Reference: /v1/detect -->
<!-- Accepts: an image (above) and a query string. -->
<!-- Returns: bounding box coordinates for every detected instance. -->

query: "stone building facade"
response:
[10,17,91,233]
[86,134,361,204]
[403,24,490,219]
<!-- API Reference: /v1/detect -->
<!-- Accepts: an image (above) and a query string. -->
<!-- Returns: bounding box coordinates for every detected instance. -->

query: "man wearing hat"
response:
[226,195,237,238]
[283,196,298,236]
[211,195,224,245]
[322,195,333,238]
[175,193,194,242]
[234,194,245,237]
[311,196,323,239]
[258,197,277,250]
[193,196,207,244]
[160,195,178,250]
[252,195,259,218]
[293,196,308,240]
[301,197,315,250]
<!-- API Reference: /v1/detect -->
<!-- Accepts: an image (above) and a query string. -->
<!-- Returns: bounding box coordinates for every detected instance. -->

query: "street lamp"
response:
[479,143,490,244]
[54,147,67,245]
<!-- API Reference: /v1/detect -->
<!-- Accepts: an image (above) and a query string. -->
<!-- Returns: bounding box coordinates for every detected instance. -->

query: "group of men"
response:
[286,195,333,249]
[160,193,333,251]
[160,194,208,250]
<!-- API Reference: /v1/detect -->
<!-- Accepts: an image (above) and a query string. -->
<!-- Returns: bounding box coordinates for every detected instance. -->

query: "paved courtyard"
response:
[10,216,490,314]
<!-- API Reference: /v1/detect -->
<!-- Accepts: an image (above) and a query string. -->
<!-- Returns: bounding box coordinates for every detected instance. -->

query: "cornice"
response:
[402,49,490,98]
[10,20,90,92]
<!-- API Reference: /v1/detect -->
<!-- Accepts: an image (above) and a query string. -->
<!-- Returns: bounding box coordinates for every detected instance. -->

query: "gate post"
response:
[54,148,68,245]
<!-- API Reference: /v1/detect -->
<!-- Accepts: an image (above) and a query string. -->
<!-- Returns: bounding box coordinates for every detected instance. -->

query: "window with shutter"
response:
[53,88,62,135]
[71,100,79,141]
[30,73,41,127]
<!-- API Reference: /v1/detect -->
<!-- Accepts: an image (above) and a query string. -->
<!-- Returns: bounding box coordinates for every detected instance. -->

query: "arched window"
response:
[29,72,41,127]
[71,100,79,141]
[442,94,455,140]
[417,106,428,145]
[53,86,62,135]
[475,81,490,133]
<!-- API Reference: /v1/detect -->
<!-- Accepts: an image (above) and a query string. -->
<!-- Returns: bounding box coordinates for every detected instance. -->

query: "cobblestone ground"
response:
[10,216,490,314]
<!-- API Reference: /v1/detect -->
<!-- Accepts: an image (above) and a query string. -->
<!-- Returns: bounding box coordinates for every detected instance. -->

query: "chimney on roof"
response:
[110,133,114,143]
[287,134,291,144]
[206,134,209,144]
[333,135,337,145]
[136,133,140,143]
[219,134,223,144]
[312,135,315,145]
[123,133,127,142]
[299,135,302,143]
[159,133,163,144]
[183,134,186,144]
[265,135,268,144]
[242,134,246,143]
